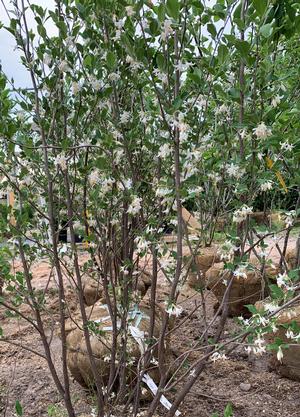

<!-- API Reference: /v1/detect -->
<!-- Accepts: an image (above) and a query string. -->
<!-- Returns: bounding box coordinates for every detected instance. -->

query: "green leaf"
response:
[56,21,67,38]
[235,40,250,58]
[106,51,117,69]
[269,284,284,300]
[166,0,179,20]
[245,304,258,315]
[224,403,233,417]
[83,54,92,67]
[149,19,159,36]
[173,96,183,110]
[156,3,165,22]
[207,23,217,39]
[15,400,23,416]
[253,0,267,17]
[217,44,229,64]
[156,52,165,70]
[260,23,273,38]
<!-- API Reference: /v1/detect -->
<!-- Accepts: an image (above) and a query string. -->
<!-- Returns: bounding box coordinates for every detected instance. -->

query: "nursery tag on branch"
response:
[142,373,181,416]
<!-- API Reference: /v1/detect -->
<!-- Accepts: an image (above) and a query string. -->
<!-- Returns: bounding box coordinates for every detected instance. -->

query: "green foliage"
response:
[15,400,23,416]
[47,404,67,417]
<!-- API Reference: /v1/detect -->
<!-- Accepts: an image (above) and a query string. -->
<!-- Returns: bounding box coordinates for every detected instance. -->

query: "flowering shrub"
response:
[0,1,300,416]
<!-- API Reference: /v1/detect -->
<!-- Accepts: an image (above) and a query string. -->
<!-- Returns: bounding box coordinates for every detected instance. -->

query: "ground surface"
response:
[0,235,299,417]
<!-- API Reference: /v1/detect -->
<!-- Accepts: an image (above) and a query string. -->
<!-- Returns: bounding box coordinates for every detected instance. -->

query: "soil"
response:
[0,235,299,417]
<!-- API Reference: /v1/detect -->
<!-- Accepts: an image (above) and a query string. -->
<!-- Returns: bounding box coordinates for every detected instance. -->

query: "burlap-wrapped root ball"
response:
[65,302,161,391]
[285,247,299,270]
[82,270,152,306]
[249,211,270,225]
[186,246,221,290]
[263,305,300,381]
[206,262,278,317]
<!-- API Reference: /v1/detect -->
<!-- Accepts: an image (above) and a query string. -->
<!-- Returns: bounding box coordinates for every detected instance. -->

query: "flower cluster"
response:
[165,303,183,317]
[127,196,142,215]
[54,154,67,171]
[245,334,266,356]
[253,122,272,139]
[218,240,239,261]
[232,205,253,223]
[283,210,296,228]
[210,352,228,362]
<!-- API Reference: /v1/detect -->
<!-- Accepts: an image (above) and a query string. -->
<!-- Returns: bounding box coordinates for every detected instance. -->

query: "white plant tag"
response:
[93,315,111,324]
[142,373,181,416]
[129,325,145,354]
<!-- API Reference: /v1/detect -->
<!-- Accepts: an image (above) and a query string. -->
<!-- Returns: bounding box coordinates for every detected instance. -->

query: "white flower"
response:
[155,188,172,198]
[88,219,97,227]
[90,76,102,91]
[174,61,192,72]
[89,169,101,186]
[257,315,269,326]
[233,205,253,223]
[271,95,281,108]
[65,37,75,52]
[126,55,141,71]
[227,72,235,84]
[245,346,252,355]
[158,143,172,159]
[125,6,135,16]
[153,69,168,84]
[284,210,296,227]
[108,72,120,82]
[112,29,122,41]
[211,352,228,362]
[43,53,52,66]
[120,111,130,124]
[165,303,183,317]
[135,236,150,253]
[123,178,132,189]
[114,18,124,30]
[215,104,229,115]
[276,273,288,288]
[102,177,114,193]
[218,240,238,261]
[226,163,245,179]
[260,181,273,192]
[127,196,142,215]
[233,267,247,280]
[19,176,32,188]
[280,141,294,152]
[253,122,272,139]
[58,60,70,73]
[188,186,203,195]
[264,302,278,314]
[161,19,173,41]
[139,111,148,124]
[160,255,176,270]
[252,335,266,356]
[72,81,81,94]
[286,330,295,339]
[277,346,283,362]
[208,173,222,183]
[54,154,67,171]
[257,152,264,161]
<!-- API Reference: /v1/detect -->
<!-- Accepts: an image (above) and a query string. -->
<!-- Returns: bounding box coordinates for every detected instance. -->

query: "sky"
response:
[0,0,55,88]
